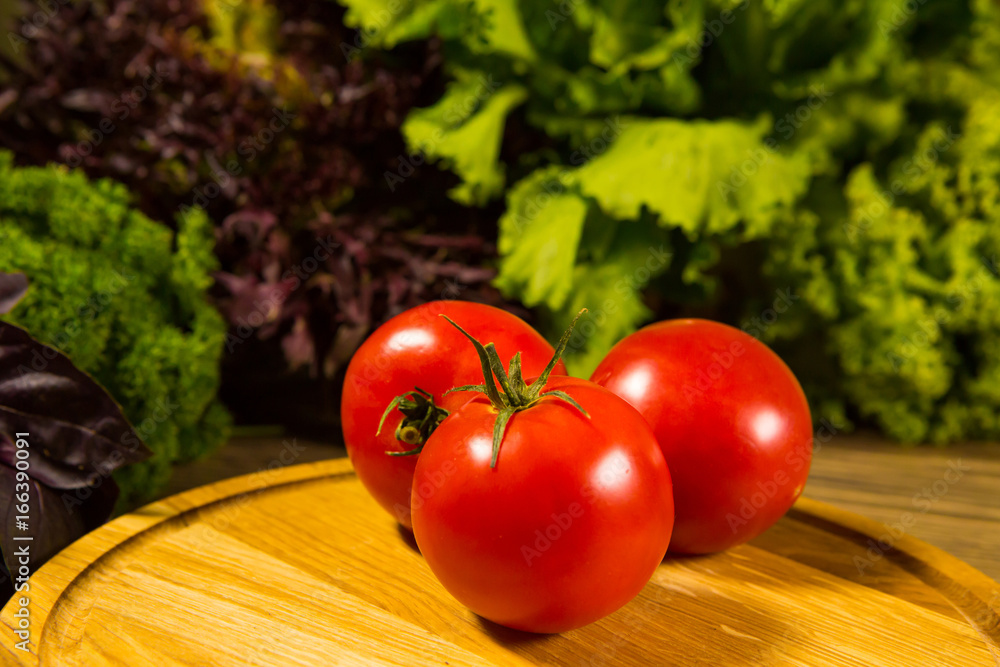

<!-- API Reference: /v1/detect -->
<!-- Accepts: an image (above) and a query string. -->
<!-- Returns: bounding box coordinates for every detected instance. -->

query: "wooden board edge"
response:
[789,497,1000,654]
[0,457,355,665]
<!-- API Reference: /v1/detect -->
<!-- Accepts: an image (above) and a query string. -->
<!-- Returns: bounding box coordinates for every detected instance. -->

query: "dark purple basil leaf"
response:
[0,273,28,315]
[59,88,115,113]
[0,90,17,116]
[0,322,152,489]
[221,209,278,245]
[214,273,297,325]
[281,317,315,372]
[0,462,119,576]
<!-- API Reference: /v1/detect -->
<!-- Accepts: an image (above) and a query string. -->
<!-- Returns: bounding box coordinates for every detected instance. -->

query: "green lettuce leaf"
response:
[495,168,587,310]
[338,0,452,46]
[549,216,674,376]
[571,116,810,237]
[338,0,535,58]
[403,75,527,205]
[496,166,675,375]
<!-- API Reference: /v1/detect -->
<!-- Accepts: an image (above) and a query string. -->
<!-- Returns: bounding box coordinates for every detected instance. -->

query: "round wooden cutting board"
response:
[1,458,998,666]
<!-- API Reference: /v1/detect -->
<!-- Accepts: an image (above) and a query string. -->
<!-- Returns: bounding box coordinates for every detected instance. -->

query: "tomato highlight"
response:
[591,319,813,554]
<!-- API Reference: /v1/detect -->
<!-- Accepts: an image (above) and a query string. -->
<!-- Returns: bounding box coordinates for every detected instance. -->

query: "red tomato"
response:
[411,375,674,633]
[341,301,564,529]
[590,319,813,554]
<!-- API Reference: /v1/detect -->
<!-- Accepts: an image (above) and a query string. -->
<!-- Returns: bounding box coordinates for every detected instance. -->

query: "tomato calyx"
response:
[442,310,590,468]
[377,387,450,456]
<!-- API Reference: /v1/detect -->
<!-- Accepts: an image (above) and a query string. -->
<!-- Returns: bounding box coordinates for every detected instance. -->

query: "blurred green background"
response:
[1,0,999,507]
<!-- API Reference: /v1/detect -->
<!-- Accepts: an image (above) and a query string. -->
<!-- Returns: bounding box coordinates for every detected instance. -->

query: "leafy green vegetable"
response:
[569,116,811,237]
[403,73,528,205]
[0,153,231,506]
[495,167,588,310]
[338,0,1000,443]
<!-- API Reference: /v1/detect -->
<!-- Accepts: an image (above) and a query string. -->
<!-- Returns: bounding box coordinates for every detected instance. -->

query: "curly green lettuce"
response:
[0,152,231,506]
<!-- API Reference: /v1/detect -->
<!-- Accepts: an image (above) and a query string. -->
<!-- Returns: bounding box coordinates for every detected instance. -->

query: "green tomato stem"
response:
[440,309,590,468]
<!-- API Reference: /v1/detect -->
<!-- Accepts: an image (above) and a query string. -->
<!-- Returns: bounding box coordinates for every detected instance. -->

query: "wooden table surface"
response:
[165,431,1000,582]
[9,456,999,665]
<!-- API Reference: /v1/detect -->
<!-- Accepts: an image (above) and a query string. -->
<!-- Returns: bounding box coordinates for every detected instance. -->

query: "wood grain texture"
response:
[803,436,1000,582]
[162,434,1000,581]
[2,458,999,666]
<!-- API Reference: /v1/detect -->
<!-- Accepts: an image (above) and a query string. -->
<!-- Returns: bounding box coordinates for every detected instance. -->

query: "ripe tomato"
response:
[341,301,564,529]
[591,319,813,554]
[411,318,673,633]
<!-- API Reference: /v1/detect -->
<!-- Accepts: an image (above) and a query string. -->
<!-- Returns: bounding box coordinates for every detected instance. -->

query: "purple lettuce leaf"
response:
[0,321,152,490]
[0,457,119,576]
